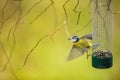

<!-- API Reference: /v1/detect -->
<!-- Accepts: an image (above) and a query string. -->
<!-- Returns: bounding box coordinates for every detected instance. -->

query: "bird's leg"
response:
[87,52,91,59]
[86,50,90,59]
[82,48,91,59]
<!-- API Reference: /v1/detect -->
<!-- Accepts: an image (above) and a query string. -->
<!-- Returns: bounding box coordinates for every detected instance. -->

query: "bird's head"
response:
[68,36,79,43]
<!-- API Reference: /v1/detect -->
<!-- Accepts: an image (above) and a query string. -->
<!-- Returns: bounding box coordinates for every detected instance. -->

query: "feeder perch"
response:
[92,0,113,69]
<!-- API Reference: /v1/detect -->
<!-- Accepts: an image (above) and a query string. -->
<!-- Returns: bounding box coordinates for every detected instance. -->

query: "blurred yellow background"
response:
[0,0,120,80]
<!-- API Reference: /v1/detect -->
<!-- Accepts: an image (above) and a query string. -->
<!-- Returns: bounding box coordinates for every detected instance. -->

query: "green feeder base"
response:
[92,50,113,69]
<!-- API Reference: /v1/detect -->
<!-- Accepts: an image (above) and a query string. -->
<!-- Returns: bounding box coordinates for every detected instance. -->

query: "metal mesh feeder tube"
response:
[92,0,113,69]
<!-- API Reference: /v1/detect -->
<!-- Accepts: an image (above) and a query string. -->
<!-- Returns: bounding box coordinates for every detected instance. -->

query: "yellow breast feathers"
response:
[73,39,92,49]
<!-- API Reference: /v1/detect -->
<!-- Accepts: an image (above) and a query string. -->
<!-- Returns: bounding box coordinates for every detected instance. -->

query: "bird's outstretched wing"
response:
[67,45,85,61]
[79,33,92,40]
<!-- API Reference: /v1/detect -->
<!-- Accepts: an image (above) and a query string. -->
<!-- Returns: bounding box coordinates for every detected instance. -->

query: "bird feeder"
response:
[92,0,113,69]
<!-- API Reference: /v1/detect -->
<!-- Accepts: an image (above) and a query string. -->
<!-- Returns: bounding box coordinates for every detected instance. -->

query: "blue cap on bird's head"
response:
[68,35,79,43]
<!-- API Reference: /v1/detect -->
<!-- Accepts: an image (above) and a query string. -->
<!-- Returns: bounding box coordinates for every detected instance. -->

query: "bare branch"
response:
[21,24,65,68]
[7,1,22,41]
[1,33,16,72]
[30,0,54,24]
[73,0,81,25]
[52,2,58,30]
[0,0,9,35]
[63,0,71,36]
[107,0,120,14]
[7,0,44,41]
[63,0,70,22]
[7,0,55,69]
[22,35,48,68]
[73,19,92,35]
[21,0,43,18]
[63,20,71,36]
[0,7,19,35]
[88,0,92,8]
[0,41,19,80]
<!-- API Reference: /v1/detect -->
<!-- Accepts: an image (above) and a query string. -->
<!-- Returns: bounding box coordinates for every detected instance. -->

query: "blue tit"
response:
[67,33,99,61]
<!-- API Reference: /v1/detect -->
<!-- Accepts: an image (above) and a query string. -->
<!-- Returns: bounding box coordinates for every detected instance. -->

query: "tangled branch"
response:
[1,34,16,72]
[7,0,43,41]
[0,40,19,80]
[7,1,22,41]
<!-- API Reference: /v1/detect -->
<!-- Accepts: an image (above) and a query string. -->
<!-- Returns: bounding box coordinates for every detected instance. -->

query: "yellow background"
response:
[0,0,120,80]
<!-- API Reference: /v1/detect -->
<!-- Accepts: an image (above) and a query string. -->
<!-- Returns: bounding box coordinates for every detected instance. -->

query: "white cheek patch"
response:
[71,39,77,42]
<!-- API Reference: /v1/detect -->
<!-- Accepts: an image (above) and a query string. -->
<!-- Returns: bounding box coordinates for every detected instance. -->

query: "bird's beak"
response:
[68,38,71,40]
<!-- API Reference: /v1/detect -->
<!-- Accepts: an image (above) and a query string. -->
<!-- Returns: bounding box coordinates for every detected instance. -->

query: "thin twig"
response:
[107,0,120,14]
[21,0,43,18]
[63,0,70,22]
[0,0,21,34]
[7,1,22,41]
[0,0,9,35]
[49,1,58,41]
[63,0,71,36]
[21,24,64,68]
[1,33,16,72]
[63,20,71,36]
[0,41,19,80]
[73,19,92,35]
[30,0,54,24]
[22,35,48,68]
[52,2,58,30]
[73,0,81,25]
[7,0,44,41]
[88,0,92,8]
[0,7,19,36]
